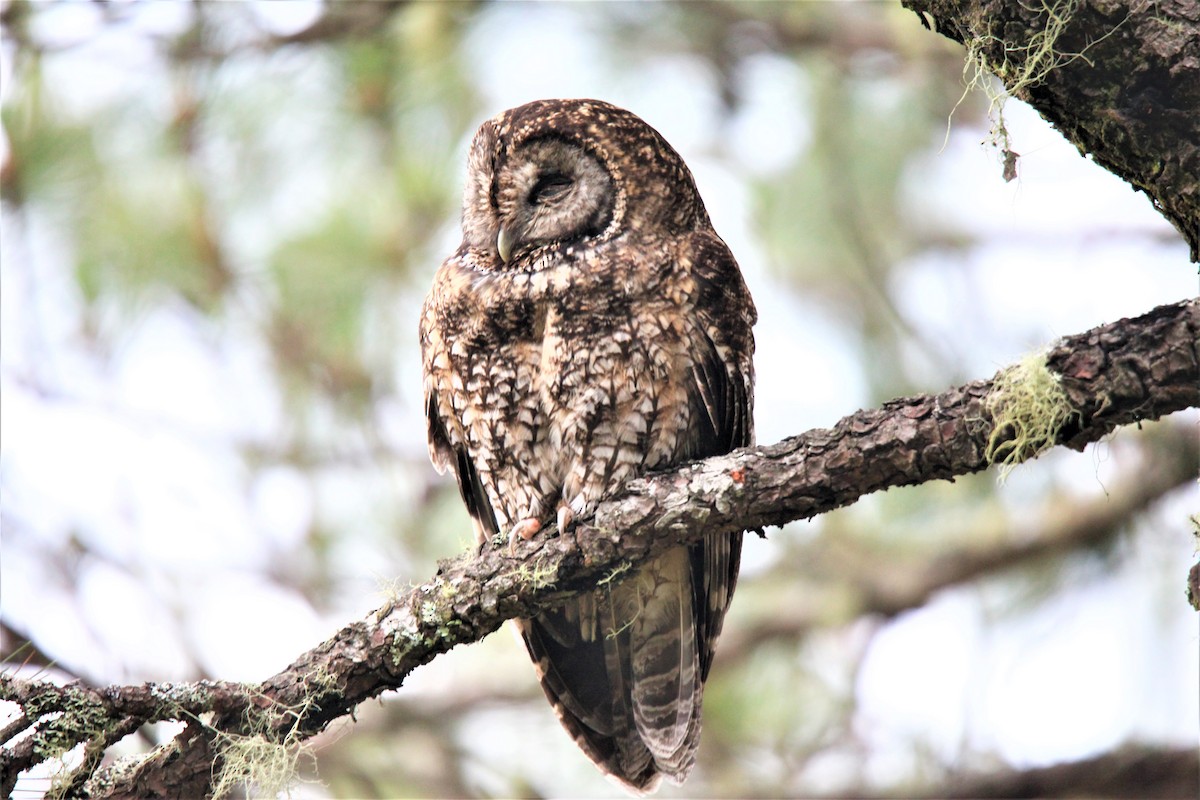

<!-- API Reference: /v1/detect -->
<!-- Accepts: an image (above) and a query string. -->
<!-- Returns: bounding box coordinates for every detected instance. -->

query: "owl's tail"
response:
[518,545,704,793]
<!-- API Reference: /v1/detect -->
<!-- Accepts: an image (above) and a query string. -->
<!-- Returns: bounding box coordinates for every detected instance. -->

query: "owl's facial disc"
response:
[493,137,614,264]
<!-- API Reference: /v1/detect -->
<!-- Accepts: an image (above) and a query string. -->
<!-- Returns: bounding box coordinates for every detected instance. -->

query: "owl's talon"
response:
[556,504,574,534]
[508,518,542,555]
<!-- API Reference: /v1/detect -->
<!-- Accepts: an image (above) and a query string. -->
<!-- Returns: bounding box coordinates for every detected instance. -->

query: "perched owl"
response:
[420,99,756,792]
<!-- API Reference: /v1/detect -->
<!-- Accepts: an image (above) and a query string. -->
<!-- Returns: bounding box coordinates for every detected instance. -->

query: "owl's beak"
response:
[496,227,514,264]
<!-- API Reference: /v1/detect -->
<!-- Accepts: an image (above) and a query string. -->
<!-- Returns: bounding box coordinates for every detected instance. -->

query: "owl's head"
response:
[460,99,709,268]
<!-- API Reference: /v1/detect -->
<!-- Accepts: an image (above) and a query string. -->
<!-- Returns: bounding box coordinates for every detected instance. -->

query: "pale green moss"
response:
[598,561,632,587]
[209,680,327,798]
[985,350,1079,479]
[211,730,299,799]
[947,0,1123,175]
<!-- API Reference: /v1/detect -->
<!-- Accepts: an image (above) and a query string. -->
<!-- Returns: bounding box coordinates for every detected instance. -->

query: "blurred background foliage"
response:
[1,1,1195,798]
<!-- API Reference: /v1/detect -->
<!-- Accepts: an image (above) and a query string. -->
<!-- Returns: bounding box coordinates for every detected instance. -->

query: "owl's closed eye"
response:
[475,136,615,264]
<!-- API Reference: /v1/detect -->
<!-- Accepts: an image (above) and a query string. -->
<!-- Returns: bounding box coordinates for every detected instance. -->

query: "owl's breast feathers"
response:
[421,221,754,791]
[421,229,752,519]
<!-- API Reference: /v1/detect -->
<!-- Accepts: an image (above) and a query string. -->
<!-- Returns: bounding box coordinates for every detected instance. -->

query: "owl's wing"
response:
[425,391,499,543]
[421,288,501,545]
[612,231,754,782]
[682,230,755,681]
[684,232,756,456]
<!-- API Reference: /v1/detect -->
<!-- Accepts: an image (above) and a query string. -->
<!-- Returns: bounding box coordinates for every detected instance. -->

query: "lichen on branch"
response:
[985,349,1080,477]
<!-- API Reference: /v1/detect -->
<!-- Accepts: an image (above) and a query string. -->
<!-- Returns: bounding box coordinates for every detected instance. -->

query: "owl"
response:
[420,99,756,792]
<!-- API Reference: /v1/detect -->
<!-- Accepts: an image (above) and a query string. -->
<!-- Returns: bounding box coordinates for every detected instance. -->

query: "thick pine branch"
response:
[722,426,1197,658]
[875,745,1198,799]
[2,298,1195,798]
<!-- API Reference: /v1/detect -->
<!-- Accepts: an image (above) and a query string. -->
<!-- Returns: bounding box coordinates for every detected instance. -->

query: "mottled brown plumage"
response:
[419,99,756,792]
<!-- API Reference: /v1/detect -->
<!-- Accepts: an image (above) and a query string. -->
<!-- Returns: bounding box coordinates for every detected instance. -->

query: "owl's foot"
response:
[556,503,574,534]
[507,517,543,555]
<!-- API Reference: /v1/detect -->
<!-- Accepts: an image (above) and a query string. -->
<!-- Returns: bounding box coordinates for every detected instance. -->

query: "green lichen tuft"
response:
[522,558,558,590]
[391,615,436,664]
[211,730,300,799]
[598,561,632,587]
[209,681,326,798]
[377,576,413,605]
[301,666,337,698]
[502,557,557,592]
[985,350,1079,479]
[31,686,107,763]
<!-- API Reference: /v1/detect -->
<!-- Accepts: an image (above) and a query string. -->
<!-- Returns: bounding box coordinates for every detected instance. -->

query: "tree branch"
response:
[902,0,1200,261]
[2,299,1194,797]
[784,744,1200,799]
[721,424,1197,658]
[922,745,1199,799]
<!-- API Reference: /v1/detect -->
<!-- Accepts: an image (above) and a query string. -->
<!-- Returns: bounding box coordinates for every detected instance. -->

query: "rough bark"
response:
[929,745,1200,799]
[903,0,1200,261]
[722,427,1197,657]
[2,298,1196,798]
[776,745,1200,799]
